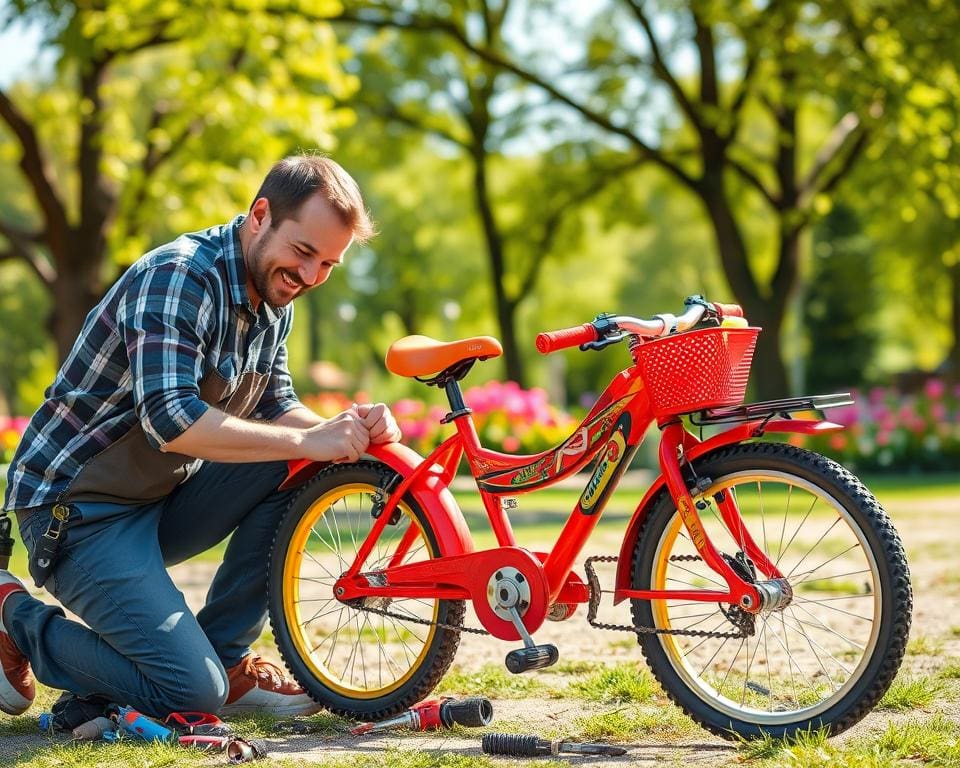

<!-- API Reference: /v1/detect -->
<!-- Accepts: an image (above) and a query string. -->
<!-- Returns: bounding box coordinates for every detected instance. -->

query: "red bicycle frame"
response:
[306,349,843,640]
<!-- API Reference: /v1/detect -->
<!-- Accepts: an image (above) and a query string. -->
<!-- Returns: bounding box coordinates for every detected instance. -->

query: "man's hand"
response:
[353,403,402,444]
[301,409,370,463]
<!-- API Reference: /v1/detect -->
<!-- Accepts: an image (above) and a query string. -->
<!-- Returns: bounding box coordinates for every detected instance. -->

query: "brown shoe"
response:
[0,572,35,715]
[220,654,321,716]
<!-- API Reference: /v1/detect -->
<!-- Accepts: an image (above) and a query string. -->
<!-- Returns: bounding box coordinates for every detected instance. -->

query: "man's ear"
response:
[249,197,272,233]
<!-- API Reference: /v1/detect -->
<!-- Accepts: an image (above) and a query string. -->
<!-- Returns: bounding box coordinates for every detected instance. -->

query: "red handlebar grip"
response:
[536,323,597,354]
[712,302,744,318]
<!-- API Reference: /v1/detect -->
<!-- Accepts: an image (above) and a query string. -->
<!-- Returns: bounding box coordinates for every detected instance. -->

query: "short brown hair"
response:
[251,155,376,243]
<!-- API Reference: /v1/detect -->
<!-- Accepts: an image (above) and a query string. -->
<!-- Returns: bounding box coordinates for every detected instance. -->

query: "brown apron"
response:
[65,366,269,505]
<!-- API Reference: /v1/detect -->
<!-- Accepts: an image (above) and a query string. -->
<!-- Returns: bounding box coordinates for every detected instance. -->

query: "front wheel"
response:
[268,461,465,719]
[631,443,911,739]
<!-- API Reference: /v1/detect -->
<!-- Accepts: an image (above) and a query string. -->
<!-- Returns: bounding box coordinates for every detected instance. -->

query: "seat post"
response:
[441,379,473,424]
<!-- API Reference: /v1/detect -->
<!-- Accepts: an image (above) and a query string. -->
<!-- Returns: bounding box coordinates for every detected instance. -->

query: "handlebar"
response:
[535,297,745,355]
[535,323,598,354]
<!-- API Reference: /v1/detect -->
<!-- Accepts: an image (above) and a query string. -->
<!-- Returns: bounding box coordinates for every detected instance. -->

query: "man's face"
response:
[246,194,354,309]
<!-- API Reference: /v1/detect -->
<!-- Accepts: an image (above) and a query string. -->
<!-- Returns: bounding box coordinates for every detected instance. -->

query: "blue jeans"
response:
[3,461,296,717]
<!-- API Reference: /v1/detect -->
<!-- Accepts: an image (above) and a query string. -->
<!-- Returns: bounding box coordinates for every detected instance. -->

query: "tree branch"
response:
[518,155,642,300]
[691,10,718,108]
[728,158,780,209]
[325,6,701,192]
[0,218,56,284]
[797,112,864,208]
[0,86,70,244]
[622,0,702,127]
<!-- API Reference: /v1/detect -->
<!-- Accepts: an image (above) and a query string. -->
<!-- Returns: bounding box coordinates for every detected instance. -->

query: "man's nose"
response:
[300,264,323,287]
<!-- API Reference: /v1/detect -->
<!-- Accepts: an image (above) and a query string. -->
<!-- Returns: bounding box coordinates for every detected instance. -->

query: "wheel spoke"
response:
[633,457,902,733]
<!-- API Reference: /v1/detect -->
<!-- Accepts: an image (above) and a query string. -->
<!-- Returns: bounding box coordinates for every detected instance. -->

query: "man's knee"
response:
[152,655,228,715]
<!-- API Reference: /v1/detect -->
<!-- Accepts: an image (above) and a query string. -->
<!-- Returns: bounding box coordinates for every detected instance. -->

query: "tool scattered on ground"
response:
[109,704,177,742]
[351,696,494,735]
[164,710,232,737]
[38,702,267,763]
[482,732,628,757]
[71,716,117,741]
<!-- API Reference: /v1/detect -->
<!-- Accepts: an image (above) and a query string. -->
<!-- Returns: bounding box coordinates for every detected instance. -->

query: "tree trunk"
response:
[471,151,525,385]
[947,260,960,375]
[700,182,791,399]
[51,242,104,363]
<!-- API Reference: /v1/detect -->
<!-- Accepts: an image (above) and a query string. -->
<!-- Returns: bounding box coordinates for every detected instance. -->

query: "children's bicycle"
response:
[267,296,911,739]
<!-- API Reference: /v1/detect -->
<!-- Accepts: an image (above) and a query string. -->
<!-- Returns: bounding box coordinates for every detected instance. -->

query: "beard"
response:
[248,230,303,309]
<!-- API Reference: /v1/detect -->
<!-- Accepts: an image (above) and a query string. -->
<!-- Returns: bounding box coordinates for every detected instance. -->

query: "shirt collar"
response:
[223,214,286,324]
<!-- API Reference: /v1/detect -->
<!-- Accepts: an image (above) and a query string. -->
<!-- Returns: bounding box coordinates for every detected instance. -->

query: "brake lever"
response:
[579,332,628,352]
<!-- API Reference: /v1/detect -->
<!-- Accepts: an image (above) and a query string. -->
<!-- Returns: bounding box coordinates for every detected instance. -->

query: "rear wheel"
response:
[631,443,911,739]
[268,461,464,719]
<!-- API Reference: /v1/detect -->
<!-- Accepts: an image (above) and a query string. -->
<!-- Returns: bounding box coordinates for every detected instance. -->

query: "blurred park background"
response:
[0,0,957,475]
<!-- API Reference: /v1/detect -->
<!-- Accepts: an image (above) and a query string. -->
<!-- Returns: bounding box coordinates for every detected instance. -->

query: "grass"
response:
[907,635,947,656]
[940,661,960,680]
[565,662,660,704]
[739,716,960,767]
[571,705,700,741]
[436,663,552,698]
[872,715,960,766]
[877,676,948,711]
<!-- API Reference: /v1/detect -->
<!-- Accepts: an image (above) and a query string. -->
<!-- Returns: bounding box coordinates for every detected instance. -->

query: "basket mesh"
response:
[634,327,759,417]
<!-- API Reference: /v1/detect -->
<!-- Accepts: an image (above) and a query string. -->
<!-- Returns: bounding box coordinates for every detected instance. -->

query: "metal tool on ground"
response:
[351,696,493,735]
[107,705,176,742]
[482,733,628,757]
[72,716,117,741]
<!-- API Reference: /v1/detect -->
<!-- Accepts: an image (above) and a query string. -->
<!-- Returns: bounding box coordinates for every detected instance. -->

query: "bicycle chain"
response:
[584,555,750,640]
[346,554,748,640]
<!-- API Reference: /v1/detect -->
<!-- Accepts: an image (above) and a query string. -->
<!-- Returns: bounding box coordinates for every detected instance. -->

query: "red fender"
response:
[281,443,475,559]
[613,419,842,603]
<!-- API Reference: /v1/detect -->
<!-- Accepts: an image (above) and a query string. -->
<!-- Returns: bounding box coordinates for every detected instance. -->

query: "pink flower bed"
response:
[301,381,577,457]
[796,379,960,471]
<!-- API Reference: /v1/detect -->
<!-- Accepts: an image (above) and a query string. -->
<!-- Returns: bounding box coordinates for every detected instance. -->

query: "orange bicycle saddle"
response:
[385,335,503,377]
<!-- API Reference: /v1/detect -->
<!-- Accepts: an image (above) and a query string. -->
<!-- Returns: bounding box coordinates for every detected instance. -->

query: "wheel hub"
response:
[487,567,532,620]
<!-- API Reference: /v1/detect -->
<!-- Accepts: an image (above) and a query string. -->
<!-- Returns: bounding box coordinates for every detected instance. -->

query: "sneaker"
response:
[220,654,321,717]
[0,571,35,715]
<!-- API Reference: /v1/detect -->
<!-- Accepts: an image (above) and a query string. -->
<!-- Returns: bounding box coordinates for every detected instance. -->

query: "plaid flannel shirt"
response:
[4,215,302,511]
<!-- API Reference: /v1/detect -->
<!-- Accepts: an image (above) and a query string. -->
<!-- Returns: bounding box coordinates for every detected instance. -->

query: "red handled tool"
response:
[351,696,493,735]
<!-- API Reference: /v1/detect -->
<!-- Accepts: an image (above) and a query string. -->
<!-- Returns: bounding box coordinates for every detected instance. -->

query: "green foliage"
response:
[805,205,880,390]
[0,263,53,414]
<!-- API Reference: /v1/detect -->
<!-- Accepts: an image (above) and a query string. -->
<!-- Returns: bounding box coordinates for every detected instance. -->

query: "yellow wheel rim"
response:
[645,471,882,725]
[282,482,439,698]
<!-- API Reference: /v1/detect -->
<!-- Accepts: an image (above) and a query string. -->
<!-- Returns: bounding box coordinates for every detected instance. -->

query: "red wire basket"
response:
[633,326,760,418]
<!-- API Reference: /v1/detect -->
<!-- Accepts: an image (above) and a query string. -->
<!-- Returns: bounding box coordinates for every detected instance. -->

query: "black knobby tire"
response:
[268,461,465,719]
[630,443,911,739]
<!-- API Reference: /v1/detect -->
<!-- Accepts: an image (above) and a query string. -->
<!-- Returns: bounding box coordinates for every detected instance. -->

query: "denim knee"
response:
[151,654,228,715]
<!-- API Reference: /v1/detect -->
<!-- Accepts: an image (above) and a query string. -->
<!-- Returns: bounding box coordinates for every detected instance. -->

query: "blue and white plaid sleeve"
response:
[118,262,213,448]
[255,317,302,422]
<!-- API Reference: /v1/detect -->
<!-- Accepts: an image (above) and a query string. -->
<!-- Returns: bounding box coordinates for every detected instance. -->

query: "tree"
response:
[323,0,640,385]
[313,0,941,398]
[804,204,879,391]
[0,0,355,362]
[836,0,960,376]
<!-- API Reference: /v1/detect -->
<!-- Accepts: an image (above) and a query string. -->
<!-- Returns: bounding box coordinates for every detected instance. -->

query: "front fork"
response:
[643,422,784,613]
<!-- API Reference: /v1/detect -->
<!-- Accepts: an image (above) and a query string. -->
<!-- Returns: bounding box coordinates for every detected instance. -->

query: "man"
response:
[0,155,400,718]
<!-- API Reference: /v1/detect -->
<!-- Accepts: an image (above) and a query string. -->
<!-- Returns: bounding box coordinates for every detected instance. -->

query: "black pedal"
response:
[504,644,559,674]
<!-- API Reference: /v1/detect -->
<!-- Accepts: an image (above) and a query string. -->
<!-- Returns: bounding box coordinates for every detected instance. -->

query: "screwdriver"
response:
[482,732,628,757]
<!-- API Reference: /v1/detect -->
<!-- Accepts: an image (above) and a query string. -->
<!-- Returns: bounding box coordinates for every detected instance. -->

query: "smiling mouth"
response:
[279,271,303,291]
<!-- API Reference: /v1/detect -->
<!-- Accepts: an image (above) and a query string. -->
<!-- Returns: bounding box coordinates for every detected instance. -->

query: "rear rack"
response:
[689,393,854,427]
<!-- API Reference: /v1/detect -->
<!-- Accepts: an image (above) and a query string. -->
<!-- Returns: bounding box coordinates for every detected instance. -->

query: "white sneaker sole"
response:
[219,688,323,717]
